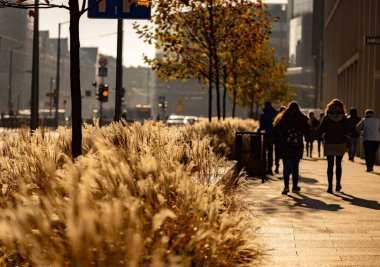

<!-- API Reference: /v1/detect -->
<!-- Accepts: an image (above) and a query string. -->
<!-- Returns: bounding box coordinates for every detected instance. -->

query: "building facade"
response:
[287,0,315,108]
[267,3,288,61]
[323,0,380,162]
[323,0,380,114]
[0,9,33,114]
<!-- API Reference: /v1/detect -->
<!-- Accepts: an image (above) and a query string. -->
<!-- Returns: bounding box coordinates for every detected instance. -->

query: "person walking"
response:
[258,101,278,175]
[316,112,324,157]
[347,107,361,161]
[274,105,286,174]
[317,99,349,193]
[356,109,380,172]
[273,102,310,195]
[305,111,319,157]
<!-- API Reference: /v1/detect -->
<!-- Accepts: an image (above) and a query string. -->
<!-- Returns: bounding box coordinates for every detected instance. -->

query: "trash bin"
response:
[235,132,266,182]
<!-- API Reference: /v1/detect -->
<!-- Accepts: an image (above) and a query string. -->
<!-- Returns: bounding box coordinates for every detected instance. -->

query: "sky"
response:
[40,0,287,67]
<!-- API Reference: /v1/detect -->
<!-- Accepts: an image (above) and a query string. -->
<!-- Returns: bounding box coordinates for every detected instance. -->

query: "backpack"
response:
[286,128,303,147]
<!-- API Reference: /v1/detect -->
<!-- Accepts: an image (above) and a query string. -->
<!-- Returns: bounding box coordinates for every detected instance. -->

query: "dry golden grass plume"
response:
[0,118,258,266]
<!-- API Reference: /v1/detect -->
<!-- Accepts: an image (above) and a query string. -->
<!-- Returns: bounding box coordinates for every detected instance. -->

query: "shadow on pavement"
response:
[300,177,318,184]
[288,193,343,211]
[302,157,319,162]
[336,192,380,210]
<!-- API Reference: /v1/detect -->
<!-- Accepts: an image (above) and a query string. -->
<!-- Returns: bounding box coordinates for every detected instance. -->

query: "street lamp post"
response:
[114,19,123,121]
[8,49,13,114]
[30,1,39,131]
[55,21,69,128]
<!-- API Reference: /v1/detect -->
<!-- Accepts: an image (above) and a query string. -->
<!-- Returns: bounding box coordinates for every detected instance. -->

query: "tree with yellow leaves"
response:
[136,0,272,121]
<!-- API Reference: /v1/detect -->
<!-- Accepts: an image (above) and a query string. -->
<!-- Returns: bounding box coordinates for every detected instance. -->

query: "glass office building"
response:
[286,0,315,107]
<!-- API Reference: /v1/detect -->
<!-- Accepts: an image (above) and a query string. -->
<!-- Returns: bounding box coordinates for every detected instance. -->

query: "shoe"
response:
[292,186,301,193]
[327,187,333,194]
[266,169,274,175]
[275,167,279,174]
[366,168,373,172]
[336,184,342,192]
[282,187,289,195]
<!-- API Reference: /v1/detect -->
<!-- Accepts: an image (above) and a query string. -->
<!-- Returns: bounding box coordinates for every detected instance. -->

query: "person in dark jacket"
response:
[316,112,324,157]
[258,101,278,175]
[274,105,286,174]
[273,101,310,195]
[305,111,319,157]
[317,99,349,194]
[347,107,361,161]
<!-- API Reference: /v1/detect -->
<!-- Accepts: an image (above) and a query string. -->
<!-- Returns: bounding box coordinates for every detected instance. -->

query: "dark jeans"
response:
[306,140,314,156]
[327,155,343,187]
[363,141,379,170]
[283,158,300,188]
[275,142,280,169]
[264,135,274,170]
[348,137,359,159]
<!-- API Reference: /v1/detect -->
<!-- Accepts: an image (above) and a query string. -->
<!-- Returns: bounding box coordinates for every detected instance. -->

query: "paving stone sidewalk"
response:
[247,155,380,266]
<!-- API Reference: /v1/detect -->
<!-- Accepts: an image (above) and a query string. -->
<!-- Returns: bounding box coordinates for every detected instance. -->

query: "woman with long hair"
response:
[273,102,310,195]
[317,99,349,193]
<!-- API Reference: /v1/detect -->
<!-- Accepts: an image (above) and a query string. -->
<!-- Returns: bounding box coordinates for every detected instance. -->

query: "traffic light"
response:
[97,83,109,102]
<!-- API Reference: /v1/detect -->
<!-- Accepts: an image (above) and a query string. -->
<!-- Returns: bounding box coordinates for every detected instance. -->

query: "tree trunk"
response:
[255,103,259,120]
[208,53,213,122]
[222,67,227,120]
[207,0,214,122]
[232,71,237,118]
[214,59,221,120]
[69,3,82,158]
[232,87,236,118]
[249,92,254,119]
[209,0,220,121]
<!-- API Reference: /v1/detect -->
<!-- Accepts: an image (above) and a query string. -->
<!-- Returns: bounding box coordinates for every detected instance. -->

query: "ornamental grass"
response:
[0,118,258,266]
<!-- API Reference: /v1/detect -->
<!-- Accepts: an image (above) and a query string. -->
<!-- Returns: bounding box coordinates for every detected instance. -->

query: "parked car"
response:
[184,116,199,125]
[166,115,186,126]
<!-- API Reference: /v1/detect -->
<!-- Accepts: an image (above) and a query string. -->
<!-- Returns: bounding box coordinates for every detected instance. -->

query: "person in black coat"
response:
[305,111,320,157]
[273,102,310,195]
[347,107,361,161]
[258,101,278,175]
[316,99,349,193]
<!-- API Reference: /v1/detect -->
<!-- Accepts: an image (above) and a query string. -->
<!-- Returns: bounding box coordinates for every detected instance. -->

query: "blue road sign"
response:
[88,0,151,19]
[98,67,108,77]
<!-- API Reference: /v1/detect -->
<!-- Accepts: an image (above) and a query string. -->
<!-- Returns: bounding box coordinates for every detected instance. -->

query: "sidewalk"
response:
[247,154,380,266]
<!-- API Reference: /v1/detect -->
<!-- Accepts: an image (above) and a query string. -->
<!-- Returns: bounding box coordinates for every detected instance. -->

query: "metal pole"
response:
[0,37,2,60]
[30,2,39,131]
[99,101,103,125]
[17,94,20,114]
[55,23,62,128]
[8,50,13,114]
[114,19,123,121]
[50,77,54,116]
[146,68,149,105]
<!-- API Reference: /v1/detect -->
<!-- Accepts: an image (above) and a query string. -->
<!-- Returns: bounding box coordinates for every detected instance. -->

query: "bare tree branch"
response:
[0,1,70,10]
[80,0,104,15]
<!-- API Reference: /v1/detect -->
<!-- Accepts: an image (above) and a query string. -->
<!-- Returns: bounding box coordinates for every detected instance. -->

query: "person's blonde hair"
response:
[273,101,302,126]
